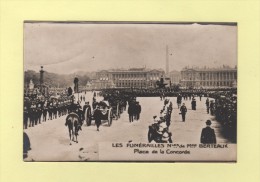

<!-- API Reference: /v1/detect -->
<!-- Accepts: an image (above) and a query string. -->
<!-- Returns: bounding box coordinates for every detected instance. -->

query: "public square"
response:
[24,91,231,161]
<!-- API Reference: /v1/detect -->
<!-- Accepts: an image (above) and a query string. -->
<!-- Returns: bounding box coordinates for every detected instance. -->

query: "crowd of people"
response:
[205,91,237,142]
[24,87,237,143]
[23,92,75,129]
[148,98,173,143]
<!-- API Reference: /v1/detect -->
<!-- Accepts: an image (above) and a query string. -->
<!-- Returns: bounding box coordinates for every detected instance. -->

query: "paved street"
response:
[24,92,230,161]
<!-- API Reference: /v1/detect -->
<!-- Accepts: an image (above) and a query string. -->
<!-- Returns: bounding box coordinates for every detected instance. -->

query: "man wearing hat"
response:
[200,120,216,144]
[93,104,102,131]
[180,103,187,122]
[83,101,91,124]
[191,98,196,110]
[205,98,210,114]
[128,101,134,122]
[29,101,37,127]
[209,100,215,115]
[135,101,141,121]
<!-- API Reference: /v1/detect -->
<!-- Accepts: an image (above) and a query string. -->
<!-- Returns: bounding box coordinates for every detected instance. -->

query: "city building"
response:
[180,66,237,88]
[92,68,165,89]
[169,70,181,85]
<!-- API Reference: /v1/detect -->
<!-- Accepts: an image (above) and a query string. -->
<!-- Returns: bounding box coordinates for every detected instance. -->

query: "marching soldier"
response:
[199,94,202,101]
[29,101,37,127]
[177,94,182,108]
[53,102,58,119]
[36,102,43,124]
[128,101,134,122]
[48,102,53,120]
[210,100,215,115]
[135,101,141,121]
[57,102,61,117]
[42,101,48,122]
[191,98,196,110]
[24,106,29,129]
[205,98,210,114]
[180,103,187,122]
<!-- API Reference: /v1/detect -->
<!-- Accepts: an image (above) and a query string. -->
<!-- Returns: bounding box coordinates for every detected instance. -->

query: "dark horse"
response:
[65,112,81,145]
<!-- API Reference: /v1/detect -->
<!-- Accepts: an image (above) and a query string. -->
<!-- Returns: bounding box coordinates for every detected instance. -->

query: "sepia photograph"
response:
[23,22,237,162]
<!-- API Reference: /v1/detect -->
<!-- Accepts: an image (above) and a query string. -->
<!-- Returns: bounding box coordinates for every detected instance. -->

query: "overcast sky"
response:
[24,22,237,74]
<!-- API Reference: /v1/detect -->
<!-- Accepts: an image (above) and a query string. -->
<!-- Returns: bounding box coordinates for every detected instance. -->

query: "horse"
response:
[65,112,81,145]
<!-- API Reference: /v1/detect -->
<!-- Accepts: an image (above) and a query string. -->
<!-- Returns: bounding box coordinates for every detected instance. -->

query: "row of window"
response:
[182,72,237,81]
[184,81,235,87]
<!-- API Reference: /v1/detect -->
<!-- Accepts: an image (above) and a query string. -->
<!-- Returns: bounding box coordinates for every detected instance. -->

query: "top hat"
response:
[206,120,212,125]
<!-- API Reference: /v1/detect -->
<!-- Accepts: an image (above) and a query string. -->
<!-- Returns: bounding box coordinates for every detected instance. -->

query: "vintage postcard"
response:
[23,22,237,162]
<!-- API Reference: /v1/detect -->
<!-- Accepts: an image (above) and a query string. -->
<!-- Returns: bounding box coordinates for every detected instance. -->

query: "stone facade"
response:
[93,68,165,89]
[180,66,237,88]
[169,70,181,85]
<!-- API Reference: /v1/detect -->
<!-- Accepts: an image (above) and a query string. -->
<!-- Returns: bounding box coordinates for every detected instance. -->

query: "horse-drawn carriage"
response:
[84,100,113,126]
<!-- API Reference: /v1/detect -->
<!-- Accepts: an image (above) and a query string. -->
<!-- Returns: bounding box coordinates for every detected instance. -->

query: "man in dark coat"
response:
[180,103,187,122]
[24,106,29,129]
[128,101,134,122]
[29,102,37,127]
[42,104,48,122]
[93,105,102,131]
[200,120,217,144]
[48,102,53,120]
[36,102,43,124]
[177,94,182,108]
[191,98,196,110]
[209,100,215,115]
[135,101,141,120]
[83,101,91,122]
[23,132,31,159]
[205,98,210,114]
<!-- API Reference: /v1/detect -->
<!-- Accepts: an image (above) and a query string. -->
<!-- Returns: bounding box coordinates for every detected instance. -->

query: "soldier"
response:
[53,102,58,119]
[57,102,61,117]
[48,102,53,120]
[177,94,182,108]
[205,98,210,114]
[128,101,134,122]
[77,107,84,125]
[29,101,37,127]
[135,101,141,121]
[200,120,216,144]
[42,101,48,122]
[36,102,43,125]
[199,94,202,101]
[210,100,215,115]
[180,103,187,122]
[24,106,29,129]
[191,98,196,110]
